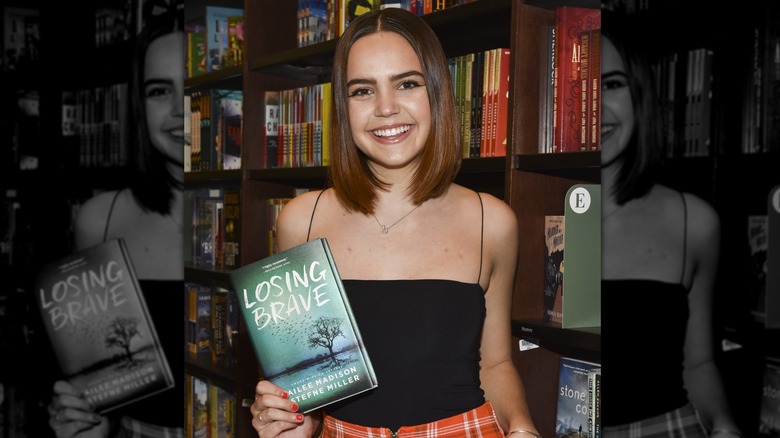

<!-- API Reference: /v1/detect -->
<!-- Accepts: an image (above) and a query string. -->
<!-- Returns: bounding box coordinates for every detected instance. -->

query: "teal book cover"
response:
[229,238,378,413]
[33,238,174,413]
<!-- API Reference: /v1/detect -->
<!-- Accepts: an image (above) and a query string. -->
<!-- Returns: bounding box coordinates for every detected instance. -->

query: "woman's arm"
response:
[478,195,539,436]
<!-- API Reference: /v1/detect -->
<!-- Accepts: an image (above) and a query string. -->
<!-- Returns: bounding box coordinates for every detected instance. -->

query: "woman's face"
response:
[144,31,185,165]
[601,36,634,167]
[346,31,431,172]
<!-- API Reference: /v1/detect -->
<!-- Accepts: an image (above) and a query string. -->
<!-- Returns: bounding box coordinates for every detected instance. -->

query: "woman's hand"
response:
[251,380,321,438]
[48,380,110,438]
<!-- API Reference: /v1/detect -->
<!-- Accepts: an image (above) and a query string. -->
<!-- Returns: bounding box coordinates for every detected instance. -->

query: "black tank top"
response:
[307,190,487,429]
[602,191,691,425]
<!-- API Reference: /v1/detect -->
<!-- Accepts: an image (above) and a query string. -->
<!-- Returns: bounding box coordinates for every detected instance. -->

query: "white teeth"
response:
[373,125,410,137]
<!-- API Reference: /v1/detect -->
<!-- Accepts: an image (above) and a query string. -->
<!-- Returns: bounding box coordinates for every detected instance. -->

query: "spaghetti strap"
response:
[103,189,123,243]
[680,191,688,286]
[307,189,327,242]
[476,192,484,285]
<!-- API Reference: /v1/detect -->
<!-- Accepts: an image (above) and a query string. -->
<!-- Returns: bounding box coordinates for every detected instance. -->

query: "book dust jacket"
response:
[34,238,174,413]
[229,238,378,413]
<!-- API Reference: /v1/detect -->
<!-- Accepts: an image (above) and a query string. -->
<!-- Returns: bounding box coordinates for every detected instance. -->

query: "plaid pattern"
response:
[320,402,504,438]
[115,416,184,438]
[602,403,707,438]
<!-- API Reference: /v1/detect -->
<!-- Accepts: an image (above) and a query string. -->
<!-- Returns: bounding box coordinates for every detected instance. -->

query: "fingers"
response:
[251,381,304,434]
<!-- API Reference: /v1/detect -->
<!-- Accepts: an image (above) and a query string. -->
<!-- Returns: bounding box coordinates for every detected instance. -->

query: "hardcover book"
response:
[759,356,780,437]
[552,6,600,153]
[562,184,601,328]
[228,237,378,413]
[555,357,600,438]
[543,215,564,324]
[33,238,174,413]
[205,6,244,72]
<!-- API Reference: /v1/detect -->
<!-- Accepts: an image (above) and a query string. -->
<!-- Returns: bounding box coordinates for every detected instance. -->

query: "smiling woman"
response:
[248,7,539,438]
[46,3,186,438]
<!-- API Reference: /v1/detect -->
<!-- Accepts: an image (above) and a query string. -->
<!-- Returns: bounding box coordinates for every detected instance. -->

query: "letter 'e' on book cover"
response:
[34,238,174,413]
[228,238,378,413]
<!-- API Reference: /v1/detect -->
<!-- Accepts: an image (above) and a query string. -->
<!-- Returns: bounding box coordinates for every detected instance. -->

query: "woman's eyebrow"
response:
[144,78,174,87]
[601,71,628,80]
[347,70,423,87]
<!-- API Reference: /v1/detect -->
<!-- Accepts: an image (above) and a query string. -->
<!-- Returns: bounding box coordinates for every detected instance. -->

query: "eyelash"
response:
[348,80,424,97]
[145,86,171,99]
[602,78,627,91]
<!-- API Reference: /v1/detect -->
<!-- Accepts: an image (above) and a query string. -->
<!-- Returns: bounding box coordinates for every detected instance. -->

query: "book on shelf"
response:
[187,283,212,355]
[587,368,601,438]
[552,6,600,153]
[562,184,601,328]
[264,90,280,168]
[492,47,511,157]
[555,357,600,438]
[747,214,769,324]
[222,187,241,269]
[216,89,243,170]
[228,237,379,413]
[209,381,236,438]
[191,374,209,438]
[539,24,555,153]
[583,24,600,151]
[186,30,207,78]
[205,6,244,72]
[33,238,174,413]
[543,215,564,324]
[226,15,244,67]
[767,185,780,328]
[759,356,780,437]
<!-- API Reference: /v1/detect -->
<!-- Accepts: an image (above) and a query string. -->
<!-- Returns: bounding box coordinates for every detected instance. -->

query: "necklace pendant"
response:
[380,225,389,234]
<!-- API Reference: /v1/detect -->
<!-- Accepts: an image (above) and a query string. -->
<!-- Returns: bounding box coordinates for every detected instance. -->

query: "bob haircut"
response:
[602,9,663,205]
[329,7,461,214]
[129,4,184,215]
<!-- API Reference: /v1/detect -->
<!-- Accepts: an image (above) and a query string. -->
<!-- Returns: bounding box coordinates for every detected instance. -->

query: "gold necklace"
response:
[372,205,420,234]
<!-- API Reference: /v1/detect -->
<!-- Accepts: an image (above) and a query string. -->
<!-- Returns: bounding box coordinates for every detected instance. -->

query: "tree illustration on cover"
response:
[105,316,143,367]
[308,316,345,367]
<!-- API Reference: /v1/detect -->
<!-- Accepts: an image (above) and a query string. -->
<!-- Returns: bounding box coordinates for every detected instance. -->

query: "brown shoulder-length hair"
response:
[329,7,461,215]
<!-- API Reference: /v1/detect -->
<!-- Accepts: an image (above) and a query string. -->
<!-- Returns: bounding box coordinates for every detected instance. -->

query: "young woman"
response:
[601,10,741,438]
[46,4,185,438]
[250,8,539,438]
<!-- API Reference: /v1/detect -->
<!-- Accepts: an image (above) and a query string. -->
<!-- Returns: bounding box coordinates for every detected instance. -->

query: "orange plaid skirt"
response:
[320,402,504,438]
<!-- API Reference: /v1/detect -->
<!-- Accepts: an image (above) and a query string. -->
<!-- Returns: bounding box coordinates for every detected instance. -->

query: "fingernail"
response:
[291,402,299,412]
[92,414,101,423]
[296,414,303,422]
[282,391,289,399]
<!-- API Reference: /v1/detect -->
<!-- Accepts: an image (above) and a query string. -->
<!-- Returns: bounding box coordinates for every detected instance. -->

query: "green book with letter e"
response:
[562,184,600,328]
[34,238,174,413]
[229,238,378,413]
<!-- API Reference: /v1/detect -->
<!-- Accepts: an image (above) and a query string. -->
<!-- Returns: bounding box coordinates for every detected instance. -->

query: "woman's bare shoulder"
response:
[277,189,330,246]
[74,190,124,249]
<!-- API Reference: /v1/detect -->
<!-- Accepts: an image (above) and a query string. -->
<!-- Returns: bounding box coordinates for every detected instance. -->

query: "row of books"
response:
[186,282,240,366]
[186,187,241,270]
[260,47,510,169]
[2,7,40,71]
[539,6,601,154]
[741,1,780,155]
[186,6,244,77]
[296,0,478,48]
[185,89,243,172]
[94,0,135,47]
[655,47,715,158]
[185,373,237,438]
[450,48,510,158]
[263,84,332,169]
[61,83,131,169]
